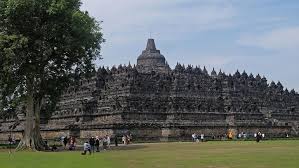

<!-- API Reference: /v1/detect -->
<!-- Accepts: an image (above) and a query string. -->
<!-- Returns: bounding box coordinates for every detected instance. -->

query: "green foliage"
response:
[0,0,104,116]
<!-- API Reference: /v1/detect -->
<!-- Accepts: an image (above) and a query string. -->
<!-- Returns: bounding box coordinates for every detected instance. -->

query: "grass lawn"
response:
[0,140,299,168]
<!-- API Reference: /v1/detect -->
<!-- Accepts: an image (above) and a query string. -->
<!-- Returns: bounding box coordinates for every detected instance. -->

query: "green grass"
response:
[1,140,299,168]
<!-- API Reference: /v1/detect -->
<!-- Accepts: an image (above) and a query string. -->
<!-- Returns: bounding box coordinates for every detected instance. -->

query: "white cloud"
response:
[238,27,299,51]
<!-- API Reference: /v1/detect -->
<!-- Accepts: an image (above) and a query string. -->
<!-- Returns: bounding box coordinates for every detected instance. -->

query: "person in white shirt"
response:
[200,134,204,142]
[81,142,91,155]
[122,135,127,145]
[107,135,111,148]
[103,136,108,150]
[192,133,197,142]
[256,132,262,142]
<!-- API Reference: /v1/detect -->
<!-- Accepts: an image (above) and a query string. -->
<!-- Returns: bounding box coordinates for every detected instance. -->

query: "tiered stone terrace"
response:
[0,39,298,141]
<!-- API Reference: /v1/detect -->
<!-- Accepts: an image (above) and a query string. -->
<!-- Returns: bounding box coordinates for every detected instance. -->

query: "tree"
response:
[0,0,104,150]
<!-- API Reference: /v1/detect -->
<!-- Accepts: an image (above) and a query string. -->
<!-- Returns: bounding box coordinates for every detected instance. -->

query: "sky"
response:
[81,0,299,91]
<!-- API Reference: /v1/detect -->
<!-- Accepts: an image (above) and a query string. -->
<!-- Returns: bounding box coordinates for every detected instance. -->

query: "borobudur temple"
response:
[1,39,299,142]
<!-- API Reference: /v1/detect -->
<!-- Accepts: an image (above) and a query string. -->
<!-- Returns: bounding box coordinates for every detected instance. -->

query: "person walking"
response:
[192,133,197,142]
[63,136,68,149]
[95,136,100,152]
[122,135,127,145]
[81,141,91,155]
[256,132,262,143]
[200,133,204,142]
[126,134,131,144]
[107,135,111,149]
[69,136,76,150]
[103,136,108,150]
[114,135,118,147]
[89,136,95,153]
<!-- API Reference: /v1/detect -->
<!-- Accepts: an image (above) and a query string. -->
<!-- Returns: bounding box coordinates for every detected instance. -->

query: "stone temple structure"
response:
[1,39,299,142]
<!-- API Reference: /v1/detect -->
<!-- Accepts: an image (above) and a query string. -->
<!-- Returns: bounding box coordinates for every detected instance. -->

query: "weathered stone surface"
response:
[1,39,299,141]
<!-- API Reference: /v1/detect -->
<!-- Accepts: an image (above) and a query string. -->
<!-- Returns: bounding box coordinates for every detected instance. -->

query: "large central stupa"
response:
[137,39,170,73]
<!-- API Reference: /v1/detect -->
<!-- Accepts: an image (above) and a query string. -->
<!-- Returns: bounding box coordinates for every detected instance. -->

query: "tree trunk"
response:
[16,91,45,151]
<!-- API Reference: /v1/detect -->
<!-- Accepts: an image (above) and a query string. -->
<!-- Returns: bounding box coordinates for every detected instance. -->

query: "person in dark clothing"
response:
[63,136,68,148]
[89,136,95,153]
[114,135,118,147]
[8,136,13,147]
[51,144,58,151]
[69,136,76,150]
[44,140,49,150]
[256,132,262,143]
[95,136,100,152]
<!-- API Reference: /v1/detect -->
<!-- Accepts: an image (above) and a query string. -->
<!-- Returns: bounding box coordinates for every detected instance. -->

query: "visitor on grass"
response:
[60,136,64,140]
[114,135,118,146]
[69,136,76,150]
[200,134,204,142]
[89,136,95,153]
[238,133,242,139]
[44,140,50,150]
[103,136,108,150]
[122,135,127,145]
[8,135,13,145]
[256,132,262,143]
[95,136,100,152]
[81,142,91,155]
[51,144,58,152]
[12,136,16,144]
[130,134,133,143]
[63,136,68,148]
[212,134,215,140]
[192,133,197,142]
[107,135,111,148]
[127,134,132,144]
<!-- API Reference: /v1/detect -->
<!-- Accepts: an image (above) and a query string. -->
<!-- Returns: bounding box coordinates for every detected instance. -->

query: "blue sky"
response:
[81,0,299,91]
